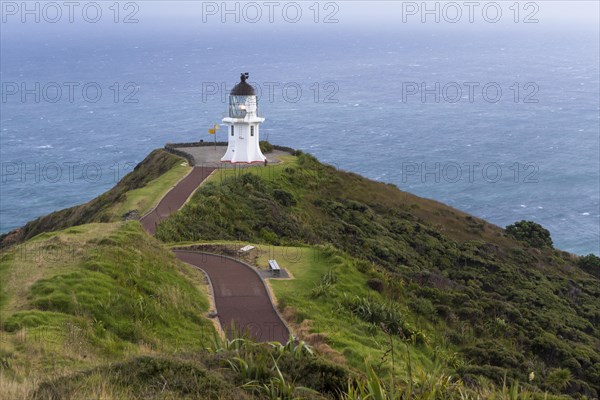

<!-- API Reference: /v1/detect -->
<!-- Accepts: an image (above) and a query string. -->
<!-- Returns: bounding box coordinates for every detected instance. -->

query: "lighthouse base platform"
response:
[167,144,288,168]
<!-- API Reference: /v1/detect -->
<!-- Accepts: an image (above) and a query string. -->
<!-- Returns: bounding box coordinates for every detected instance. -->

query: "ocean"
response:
[1,6,598,255]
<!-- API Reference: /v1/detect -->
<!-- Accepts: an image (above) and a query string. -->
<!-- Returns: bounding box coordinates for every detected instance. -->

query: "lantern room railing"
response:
[222,108,264,120]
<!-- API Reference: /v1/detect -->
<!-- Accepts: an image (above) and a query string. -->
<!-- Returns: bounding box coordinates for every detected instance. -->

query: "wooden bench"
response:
[268,259,281,276]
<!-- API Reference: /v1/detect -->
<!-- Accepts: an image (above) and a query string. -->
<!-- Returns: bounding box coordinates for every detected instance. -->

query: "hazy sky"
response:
[1,1,599,34]
[139,1,600,27]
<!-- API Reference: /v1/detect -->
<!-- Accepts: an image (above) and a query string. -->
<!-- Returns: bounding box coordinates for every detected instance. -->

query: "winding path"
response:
[173,251,289,343]
[140,166,289,343]
[141,167,215,235]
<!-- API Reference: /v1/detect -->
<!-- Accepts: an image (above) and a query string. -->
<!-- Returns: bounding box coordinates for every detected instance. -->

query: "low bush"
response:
[578,253,600,277]
[505,220,553,249]
[260,140,274,154]
[340,294,414,338]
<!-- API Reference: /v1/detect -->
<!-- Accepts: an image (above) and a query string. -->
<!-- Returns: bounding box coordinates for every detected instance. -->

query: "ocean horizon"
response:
[1,6,598,255]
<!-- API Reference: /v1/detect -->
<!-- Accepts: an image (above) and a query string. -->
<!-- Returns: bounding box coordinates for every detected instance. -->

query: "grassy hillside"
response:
[0,222,214,398]
[0,149,189,248]
[2,147,598,399]
[157,153,600,399]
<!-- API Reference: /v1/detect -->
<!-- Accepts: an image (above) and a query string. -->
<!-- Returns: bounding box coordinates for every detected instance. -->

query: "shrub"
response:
[578,253,600,277]
[409,297,436,317]
[546,368,572,392]
[505,220,553,249]
[33,356,250,400]
[259,141,274,153]
[366,278,384,293]
[239,173,264,190]
[354,260,371,273]
[273,189,296,207]
[259,228,278,244]
[462,340,524,369]
[458,364,511,385]
[276,354,348,395]
[532,332,571,364]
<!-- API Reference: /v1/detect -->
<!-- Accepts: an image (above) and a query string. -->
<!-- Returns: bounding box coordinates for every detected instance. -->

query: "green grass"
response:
[0,221,215,390]
[2,146,598,399]
[111,161,191,218]
[265,245,439,372]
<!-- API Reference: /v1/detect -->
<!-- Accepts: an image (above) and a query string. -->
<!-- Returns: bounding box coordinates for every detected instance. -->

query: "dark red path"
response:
[140,167,214,235]
[139,166,289,343]
[174,251,289,343]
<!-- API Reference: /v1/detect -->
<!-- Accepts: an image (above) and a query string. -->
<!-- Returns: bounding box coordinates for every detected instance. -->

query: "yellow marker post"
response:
[208,124,220,150]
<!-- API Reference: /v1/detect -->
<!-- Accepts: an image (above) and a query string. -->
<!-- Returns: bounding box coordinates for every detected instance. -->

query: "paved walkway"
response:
[139,164,289,343]
[174,251,289,343]
[140,167,214,235]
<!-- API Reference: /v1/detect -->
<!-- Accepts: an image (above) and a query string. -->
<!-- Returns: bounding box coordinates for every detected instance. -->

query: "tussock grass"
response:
[0,222,215,395]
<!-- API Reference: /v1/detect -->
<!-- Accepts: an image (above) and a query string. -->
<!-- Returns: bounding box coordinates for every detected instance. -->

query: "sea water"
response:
[1,15,598,255]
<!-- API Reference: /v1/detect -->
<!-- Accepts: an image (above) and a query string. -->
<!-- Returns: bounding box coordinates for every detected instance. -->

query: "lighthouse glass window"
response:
[229,95,249,118]
[250,126,254,136]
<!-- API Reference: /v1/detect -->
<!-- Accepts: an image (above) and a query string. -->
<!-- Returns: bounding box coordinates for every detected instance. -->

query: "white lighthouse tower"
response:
[221,73,266,163]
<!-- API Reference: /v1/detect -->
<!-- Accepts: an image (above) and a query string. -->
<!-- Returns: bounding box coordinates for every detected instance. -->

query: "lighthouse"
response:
[221,73,266,163]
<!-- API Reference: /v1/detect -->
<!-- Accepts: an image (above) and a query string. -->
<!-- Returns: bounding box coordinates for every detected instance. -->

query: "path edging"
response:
[173,249,292,342]
[139,162,195,221]
[180,256,226,340]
